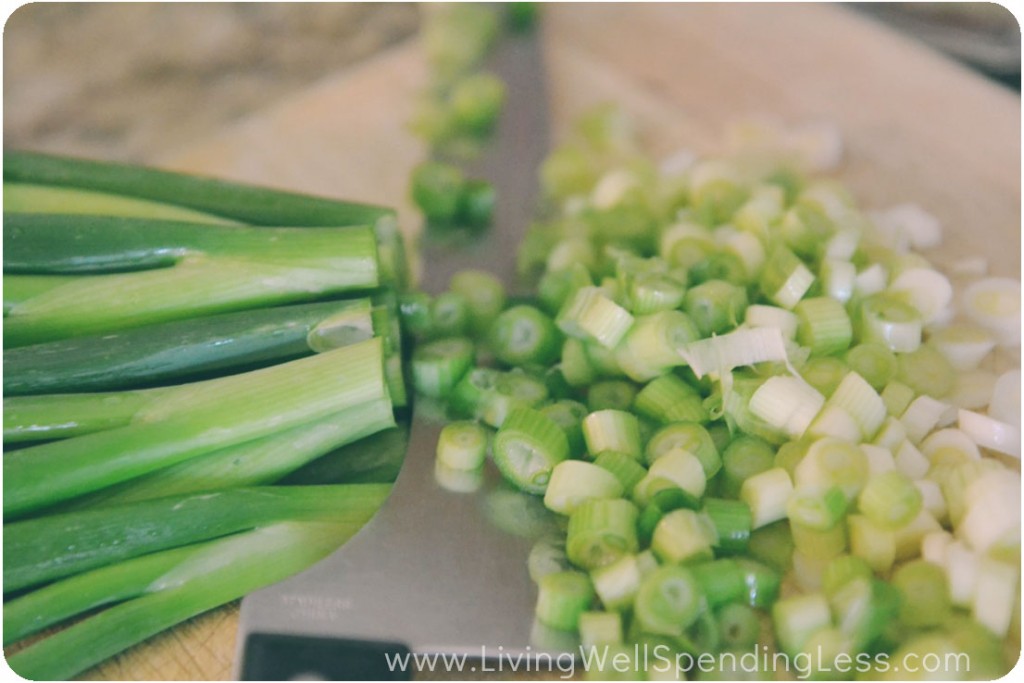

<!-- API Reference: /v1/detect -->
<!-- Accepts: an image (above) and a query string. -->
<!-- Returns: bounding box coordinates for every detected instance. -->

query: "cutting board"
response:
[79,4,1019,679]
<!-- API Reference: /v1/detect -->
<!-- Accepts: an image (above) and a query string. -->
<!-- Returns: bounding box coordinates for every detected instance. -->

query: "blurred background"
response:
[3,2,1020,163]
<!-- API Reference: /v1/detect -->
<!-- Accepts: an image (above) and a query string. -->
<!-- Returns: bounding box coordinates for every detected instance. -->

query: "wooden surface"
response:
[79,4,1019,679]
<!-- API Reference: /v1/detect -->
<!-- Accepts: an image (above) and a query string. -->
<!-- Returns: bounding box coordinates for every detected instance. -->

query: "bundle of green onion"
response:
[2,151,409,679]
[409,107,1021,679]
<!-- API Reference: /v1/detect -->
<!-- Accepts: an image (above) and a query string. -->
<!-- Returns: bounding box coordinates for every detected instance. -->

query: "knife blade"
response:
[236,21,564,680]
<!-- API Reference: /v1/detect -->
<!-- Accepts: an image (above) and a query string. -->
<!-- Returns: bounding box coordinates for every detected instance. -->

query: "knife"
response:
[236,21,563,680]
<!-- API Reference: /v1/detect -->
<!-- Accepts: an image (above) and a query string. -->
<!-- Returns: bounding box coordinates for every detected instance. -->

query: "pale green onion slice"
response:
[920,530,953,566]
[760,246,815,309]
[411,336,475,399]
[958,468,1020,553]
[796,297,852,356]
[843,343,897,391]
[854,263,887,298]
[872,416,908,449]
[927,324,996,371]
[489,305,562,367]
[578,611,623,648]
[896,344,956,399]
[806,405,861,442]
[962,277,1021,347]
[787,485,848,531]
[633,564,703,636]
[614,310,698,382]
[989,369,1021,427]
[861,444,896,476]
[857,470,922,529]
[920,428,981,464]
[680,326,790,380]
[590,553,643,612]
[543,460,624,515]
[858,293,922,352]
[556,286,635,349]
[535,570,595,631]
[449,269,506,334]
[644,422,721,476]
[436,421,489,470]
[492,406,569,494]
[826,371,887,439]
[847,514,896,573]
[740,467,794,529]
[583,409,642,460]
[566,498,640,570]
[914,479,948,523]
[820,259,856,303]
[880,380,916,417]
[959,410,1020,458]
[749,376,825,439]
[901,395,955,444]
[633,448,707,504]
[894,439,930,480]
[744,304,799,338]
[972,557,1019,638]
[560,338,597,388]
[947,369,997,410]
[794,437,869,500]
[593,451,648,493]
[633,374,707,424]
[771,593,831,656]
[888,268,953,325]
[650,508,716,564]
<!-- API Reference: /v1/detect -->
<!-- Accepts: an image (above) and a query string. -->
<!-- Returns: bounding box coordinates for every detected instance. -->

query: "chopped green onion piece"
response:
[535,570,595,631]
[489,305,562,367]
[716,602,762,650]
[544,460,624,515]
[858,470,922,530]
[703,498,753,554]
[651,508,716,564]
[826,371,887,439]
[799,356,850,398]
[528,535,571,583]
[892,559,952,629]
[760,245,815,309]
[858,293,922,353]
[847,514,896,573]
[794,437,869,501]
[645,422,721,477]
[749,376,825,439]
[583,409,642,460]
[690,559,746,609]
[436,421,489,471]
[844,343,897,391]
[560,337,598,388]
[829,576,900,650]
[786,485,848,531]
[541,399,589,457]
[557,286,635,349]
[634,565,703,636]
[578,611,623,649]
[634,448,708,504]
[430,292,471,338]
[795,296,853,356]
[821,554,873,598]
[720,435,776,499]
[411,336,475,399]
[593,451,648,492]
[683,279,749,337]
[492,406,569,494]
[614,310,698,382]
[740,467,794,529]
[587,379,639,412]
[896,344,956,399]
[566,498,640,570]
[634,374,708,424]
[736,558,783,609]
[590,554,644,612]
[411,161,466,222]
[450,269,507,334]
[881,380,916,417]
[790,520,847,560]
[771,592,831,656]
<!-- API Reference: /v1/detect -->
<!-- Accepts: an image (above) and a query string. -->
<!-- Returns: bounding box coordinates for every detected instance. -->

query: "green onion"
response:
[429,291,471,338]
[651,508,716,564]
[644,422,721,477]
[449,269,507,334]
[799,356,850,397]
[748,376,825,439]
[593,451,648,492]
[578,611,623,649]
[703,498,753,554]
[847,514,896,573]
[540,399,589,457]
[71,401,396,508]
[892,559,952,629]
[821,554,873,598]
[829,576,900,650]
[739,468,794,529]
[411,336,475,398]
[560,337,598,387]
[614,310,699,382]
[528,535,572,583]
[634,373,708,424]
[410,161,466,223]
[587,379,639,412]
[590,554,644,612]
[3,387,169,444]
[543,461,624,515]
[4,150,391,226]
[634,565,703,636]
[489,304,562,366]
[556,286,635,349]
[634,449,708,504]
[736,558,783,609]
[535,570,595,631]
[790,519,847,560]
[771,592,831,656]
[716,602,762,650]
[858,470,923,530]
[793,437,869,501]
[583,409,642,460]
[760,245,815,309]
[683,279,749,337]
[4,484,389,593]
[6,521,365,681]
[844,343,897,391]
[826,371,887,439]
[795,296,853,356]
[3,299,377,395]
[566,498,640,570]
[896,344,956,399]
[492,406,569,494]
[436,421,490,470]
[786,485,848,531]
[858,293,922,353]
[4,340,388,517]
[720,435,776,499]
[476,369,550,428]
[690,559,746,609]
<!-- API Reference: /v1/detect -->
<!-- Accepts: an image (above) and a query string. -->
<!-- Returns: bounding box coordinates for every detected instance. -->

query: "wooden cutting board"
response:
[80,4,1019,679]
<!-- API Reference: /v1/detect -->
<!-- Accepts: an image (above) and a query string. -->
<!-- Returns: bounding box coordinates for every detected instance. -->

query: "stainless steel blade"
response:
[237,25,564,680]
